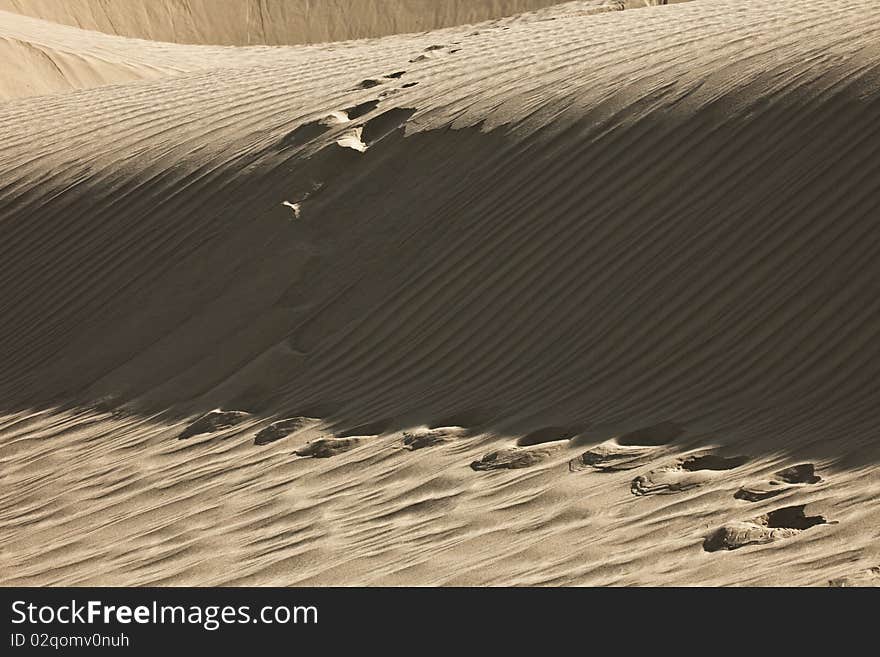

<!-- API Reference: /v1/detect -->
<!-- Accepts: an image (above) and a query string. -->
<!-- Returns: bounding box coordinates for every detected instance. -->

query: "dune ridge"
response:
[0,8,307,99]
[0,0,878,586]
[0,1,634,99]
[0,0,598,45]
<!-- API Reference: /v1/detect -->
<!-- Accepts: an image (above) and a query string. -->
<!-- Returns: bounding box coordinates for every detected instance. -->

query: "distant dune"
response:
[0,1,629,99]
[0,0,585,45]
[0,0,878,586]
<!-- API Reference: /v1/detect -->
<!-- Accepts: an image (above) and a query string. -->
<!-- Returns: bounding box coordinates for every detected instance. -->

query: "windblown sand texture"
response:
[0,0,878,586]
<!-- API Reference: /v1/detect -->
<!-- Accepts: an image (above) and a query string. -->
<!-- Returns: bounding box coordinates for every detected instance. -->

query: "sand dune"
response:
[0,0,603,45]
[0,8,303,99]
[0,1,631,99]
[1,0,878,586]
[0,10,185,99]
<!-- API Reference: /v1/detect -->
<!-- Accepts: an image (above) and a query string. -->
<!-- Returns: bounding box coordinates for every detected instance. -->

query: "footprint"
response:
[410,44,459,63]
[734,463,822,502]
[517,426,578,447]
[331,106,414,152]
[703,505,828,552]
[296,437,359,459]
[361,107,417,145]
[402,427,464,451]
[570,422,683,472]
[828,566,880,587]
[631,452,749,496]
[281,112,350,149]
[281,121,331,148]
[570,442,656,472]
[356,78,383,89]
[471,445,559,471]
[254,416,318,446]
[178,409,250,439]
[344,99,380,120]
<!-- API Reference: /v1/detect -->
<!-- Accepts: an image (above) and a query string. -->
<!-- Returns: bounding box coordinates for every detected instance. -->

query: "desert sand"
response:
[0,0,878,586]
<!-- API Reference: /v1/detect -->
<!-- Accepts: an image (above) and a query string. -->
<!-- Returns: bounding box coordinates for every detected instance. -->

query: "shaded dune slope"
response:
[1,0,879,585]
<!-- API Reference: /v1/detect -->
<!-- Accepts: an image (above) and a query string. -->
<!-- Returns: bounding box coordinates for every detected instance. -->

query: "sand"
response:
[0,0,878,586]
[0,0,603,45]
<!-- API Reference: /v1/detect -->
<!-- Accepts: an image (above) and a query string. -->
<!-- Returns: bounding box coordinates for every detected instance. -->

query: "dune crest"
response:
[0,1,674,99]
[0,0,589,45]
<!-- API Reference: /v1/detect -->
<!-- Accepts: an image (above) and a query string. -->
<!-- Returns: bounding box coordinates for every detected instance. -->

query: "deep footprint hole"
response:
[356,79,383,89]
[681,454,749,471]
[345,99,380,120]
[281,121,330,148]
[763,505,827,530]
[775,463,821,484]
[362,107,417,144]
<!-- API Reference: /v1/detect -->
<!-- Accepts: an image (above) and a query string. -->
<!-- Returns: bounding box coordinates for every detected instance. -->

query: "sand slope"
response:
[0,0,595,45]
[0,0,878,586]
[0,10,185,99]
[0,8,311,99]
[0,2,628,99]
